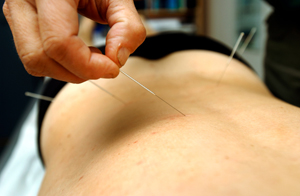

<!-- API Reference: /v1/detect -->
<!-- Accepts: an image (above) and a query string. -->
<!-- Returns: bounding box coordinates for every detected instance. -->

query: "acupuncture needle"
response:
[217,32,244,85]
[119,70,185,116]
[239,28,257,54]
[89,80,126,104]
[25,92,54,102]
[25,82,125,104]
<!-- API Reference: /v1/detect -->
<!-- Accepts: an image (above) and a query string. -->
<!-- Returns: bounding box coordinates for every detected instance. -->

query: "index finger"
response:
[36,0,120,80]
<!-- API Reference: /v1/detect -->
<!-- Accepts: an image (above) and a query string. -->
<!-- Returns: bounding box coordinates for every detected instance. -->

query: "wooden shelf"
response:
[136,0,206,35]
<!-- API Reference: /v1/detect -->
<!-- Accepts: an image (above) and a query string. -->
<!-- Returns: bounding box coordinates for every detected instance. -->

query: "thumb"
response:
[104,0,146,67]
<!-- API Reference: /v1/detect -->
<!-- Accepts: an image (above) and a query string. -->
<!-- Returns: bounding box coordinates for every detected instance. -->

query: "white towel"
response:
[0,103,44,196]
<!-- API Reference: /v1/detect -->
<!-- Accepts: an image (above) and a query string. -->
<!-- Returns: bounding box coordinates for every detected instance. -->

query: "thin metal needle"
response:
[239,28,257,54]
[89,80,126,104]
[217,32,244,85]
[155,95,186,116]
[25,92,54,102]
[120,70,185,116]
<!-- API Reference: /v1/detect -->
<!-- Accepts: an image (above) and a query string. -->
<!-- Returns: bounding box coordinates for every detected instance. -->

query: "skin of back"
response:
[39,50,300,196]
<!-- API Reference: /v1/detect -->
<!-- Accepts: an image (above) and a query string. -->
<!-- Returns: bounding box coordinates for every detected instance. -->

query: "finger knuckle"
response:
[43,36,68,62]
[80,62,113,80]
[131,24,146,45]
[136,24,146,39]
[25,67,43,77]
[2,2,10,18]
[78,68,99,80]
[4,0,12,5]
[20,50,45,76]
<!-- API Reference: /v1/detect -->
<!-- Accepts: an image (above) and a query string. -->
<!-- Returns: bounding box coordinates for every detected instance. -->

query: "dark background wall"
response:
[0,0,43,157]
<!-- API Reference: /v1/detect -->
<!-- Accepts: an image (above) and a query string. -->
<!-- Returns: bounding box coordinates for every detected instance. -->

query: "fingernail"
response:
[117,47,130,67]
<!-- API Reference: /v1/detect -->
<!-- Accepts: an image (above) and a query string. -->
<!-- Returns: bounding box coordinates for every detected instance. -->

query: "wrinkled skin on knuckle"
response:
[113,17,146,51]
[25,67,44,77]
[79,65,103,80]
[78,0,108,24]
[81,59,117,80]
[2,2,10,18]
[43,35,69,62]
[132,22,146,46]
[77,69,95,80]
[3,2,14,30]
[20,50,46,77]
[121,20,146,53]
[95,0,109,22]
[77,0,89,10]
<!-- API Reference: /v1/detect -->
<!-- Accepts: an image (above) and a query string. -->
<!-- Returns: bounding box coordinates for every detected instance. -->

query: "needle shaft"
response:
[239,28,257,54]
[89,81,125,104]
[217,32,244,85]
[25,92,54,102]
[120,70,185,116]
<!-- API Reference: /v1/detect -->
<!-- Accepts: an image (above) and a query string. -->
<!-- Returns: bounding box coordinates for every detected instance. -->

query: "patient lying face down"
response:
[38,48,300,195]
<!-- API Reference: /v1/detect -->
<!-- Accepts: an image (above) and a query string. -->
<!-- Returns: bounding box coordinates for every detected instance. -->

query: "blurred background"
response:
[83,0,272,78]
[0,0,43,160]
[0,0,274,158]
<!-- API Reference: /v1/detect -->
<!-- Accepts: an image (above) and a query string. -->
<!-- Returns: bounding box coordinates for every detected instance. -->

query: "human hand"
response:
[3,0,146,83]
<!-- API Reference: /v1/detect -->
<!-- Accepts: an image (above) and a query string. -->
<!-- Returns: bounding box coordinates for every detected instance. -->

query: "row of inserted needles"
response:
[26,29,256,116]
